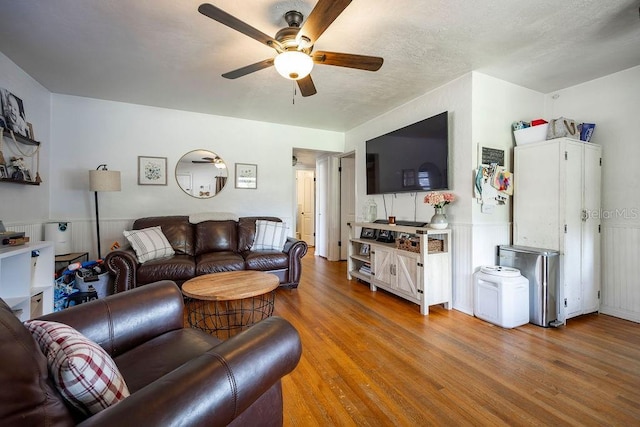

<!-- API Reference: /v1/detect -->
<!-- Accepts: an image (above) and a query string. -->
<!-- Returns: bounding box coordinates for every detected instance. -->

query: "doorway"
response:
[340,153,356,260]
[296,169,315,247]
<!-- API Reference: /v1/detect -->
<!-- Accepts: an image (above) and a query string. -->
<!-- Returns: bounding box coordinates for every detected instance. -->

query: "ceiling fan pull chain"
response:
[293,80,297,105]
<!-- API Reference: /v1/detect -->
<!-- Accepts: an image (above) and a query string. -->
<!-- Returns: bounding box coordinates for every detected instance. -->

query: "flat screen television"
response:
[366,111,449,195]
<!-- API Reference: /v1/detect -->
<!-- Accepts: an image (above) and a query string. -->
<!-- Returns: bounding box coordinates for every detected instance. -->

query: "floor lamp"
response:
[89,164,121,259]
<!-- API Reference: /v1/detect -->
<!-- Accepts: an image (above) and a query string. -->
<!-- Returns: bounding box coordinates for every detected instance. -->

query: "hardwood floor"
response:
[274,252,640,426]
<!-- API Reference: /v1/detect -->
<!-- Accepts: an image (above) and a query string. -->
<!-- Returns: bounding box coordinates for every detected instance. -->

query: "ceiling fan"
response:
[198,0,383,97]
[192,156,226,168]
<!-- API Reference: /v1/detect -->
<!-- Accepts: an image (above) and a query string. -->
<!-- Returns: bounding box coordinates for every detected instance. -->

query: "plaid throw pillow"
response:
[251,220,287,251]
[24,320,130,415]
[123,226,175,263]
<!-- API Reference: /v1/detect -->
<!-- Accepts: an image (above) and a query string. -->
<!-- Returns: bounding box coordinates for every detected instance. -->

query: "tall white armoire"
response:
[514,137,601,321]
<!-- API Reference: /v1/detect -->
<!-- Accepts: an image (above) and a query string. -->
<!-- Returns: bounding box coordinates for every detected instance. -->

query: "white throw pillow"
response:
[123,226,175,263]
[251,220,287,251]
[24,320,130,415]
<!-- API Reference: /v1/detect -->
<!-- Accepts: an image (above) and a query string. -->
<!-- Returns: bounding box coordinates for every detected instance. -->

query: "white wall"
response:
[544,65,640,322]
[346,73,473,312]
[0,52,51,227]
[457,73,547,314]
[346,73,473,225]
[46,95,343,257]
[471,72,545,224]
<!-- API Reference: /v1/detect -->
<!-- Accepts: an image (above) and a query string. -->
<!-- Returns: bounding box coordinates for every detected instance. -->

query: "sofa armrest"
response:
[38,281,184,357]
[282,237,308,287]
[105,248,140,293]
[77,316,302,427]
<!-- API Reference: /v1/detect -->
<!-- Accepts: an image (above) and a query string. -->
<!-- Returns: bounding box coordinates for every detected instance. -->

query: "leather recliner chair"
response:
[0,280,302,426]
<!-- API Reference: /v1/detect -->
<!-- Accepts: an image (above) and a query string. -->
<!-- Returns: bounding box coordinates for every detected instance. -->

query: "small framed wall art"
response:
[138,156,168,185]
[235,163,257,189]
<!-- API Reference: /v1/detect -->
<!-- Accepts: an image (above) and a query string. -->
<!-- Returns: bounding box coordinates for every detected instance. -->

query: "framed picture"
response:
[22,169,32,182]
[360,227,377,239]
[359,243,370,256]
[0,164,7,179]
[376,229,395,243]
[478,144,505,167]
[138,156,168,185]
[0,88,30,138]
[235,163,257,189]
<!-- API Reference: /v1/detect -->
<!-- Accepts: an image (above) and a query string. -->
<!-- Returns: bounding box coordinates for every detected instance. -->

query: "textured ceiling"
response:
[0,0,638,132]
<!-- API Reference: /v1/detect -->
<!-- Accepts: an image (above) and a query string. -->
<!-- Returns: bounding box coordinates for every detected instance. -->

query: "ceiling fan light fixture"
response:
[274,51,313,80]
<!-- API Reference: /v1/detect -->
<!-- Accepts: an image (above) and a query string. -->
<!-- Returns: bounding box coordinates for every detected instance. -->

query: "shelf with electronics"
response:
[0,127,42,186]
[347,222,452,315]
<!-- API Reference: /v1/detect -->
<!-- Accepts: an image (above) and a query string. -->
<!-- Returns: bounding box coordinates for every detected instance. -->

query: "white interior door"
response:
[564,142,583,319]
[581,145,602,314]
[316,157,329,257]
[176,173,192,196]
[297,170,315,247]
[340,155,355,260]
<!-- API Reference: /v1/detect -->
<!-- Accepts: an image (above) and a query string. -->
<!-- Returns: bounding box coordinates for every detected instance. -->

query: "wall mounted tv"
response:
[366,111,449,195]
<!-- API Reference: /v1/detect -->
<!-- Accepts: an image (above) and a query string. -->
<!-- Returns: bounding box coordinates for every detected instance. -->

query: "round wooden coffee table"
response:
[182,271,279,339]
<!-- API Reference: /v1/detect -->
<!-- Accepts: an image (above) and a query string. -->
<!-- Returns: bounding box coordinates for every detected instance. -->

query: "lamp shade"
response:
[274,51,313,80]
[89,169,121,192]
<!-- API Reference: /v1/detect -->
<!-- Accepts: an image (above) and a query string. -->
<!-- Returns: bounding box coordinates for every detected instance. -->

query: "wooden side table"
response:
[182,271,279,339]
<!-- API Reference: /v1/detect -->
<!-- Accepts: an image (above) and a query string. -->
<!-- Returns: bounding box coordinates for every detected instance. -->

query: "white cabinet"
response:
[514,138,601,320]
[372,245,420,300]
[0,242,54,321]
[348,223,452,315]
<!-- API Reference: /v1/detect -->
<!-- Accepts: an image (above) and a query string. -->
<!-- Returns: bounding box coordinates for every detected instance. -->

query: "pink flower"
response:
[424,192,455,209]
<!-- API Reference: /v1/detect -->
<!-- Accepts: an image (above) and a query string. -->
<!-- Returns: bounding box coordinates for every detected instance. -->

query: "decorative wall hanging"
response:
[138,156,167,185]
[474,164,513,213]
[235,163,257,189]
[0,88,30,138]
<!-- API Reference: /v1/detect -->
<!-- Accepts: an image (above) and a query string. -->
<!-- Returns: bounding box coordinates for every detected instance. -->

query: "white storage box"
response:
[474,266,529,328]
[513,124,549,146]
[76,272,112,298]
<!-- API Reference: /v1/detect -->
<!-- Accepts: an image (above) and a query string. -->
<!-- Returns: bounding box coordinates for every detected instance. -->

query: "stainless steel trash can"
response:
[497,245,561,327]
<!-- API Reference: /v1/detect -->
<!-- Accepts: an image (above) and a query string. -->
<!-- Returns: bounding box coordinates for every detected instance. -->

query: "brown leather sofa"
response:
[0,280,302,426]
[105,216,308,293]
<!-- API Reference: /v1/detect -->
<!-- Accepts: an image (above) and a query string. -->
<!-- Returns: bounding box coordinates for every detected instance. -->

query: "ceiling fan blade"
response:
[198,3,281,50]
[297,0,352,44]
[313,51,383,71]
[222,58,275,79]
[297,75,317,97]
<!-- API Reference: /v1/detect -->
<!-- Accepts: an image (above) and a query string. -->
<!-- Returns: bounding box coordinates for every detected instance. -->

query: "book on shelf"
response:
[359,263,371,274]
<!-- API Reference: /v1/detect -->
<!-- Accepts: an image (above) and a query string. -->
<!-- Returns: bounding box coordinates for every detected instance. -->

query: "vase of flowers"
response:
[424,192,455,229]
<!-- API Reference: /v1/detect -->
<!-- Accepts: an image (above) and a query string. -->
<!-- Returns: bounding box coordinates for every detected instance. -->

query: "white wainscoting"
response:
[451,223,474,315]
[7,219,134,260]
[450,222,512,316]
[6,223,43,241]
[601,224,640,323]
[6,215,294,261]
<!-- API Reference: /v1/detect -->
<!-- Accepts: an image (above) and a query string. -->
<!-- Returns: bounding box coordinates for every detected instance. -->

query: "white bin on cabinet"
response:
[474,266,529,328]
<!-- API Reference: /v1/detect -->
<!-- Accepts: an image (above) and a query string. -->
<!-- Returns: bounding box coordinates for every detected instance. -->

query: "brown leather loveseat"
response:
[0,280,302,426]
[105,216,308,293]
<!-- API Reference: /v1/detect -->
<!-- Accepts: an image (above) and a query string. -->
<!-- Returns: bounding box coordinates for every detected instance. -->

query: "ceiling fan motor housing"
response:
[284,10,303,27]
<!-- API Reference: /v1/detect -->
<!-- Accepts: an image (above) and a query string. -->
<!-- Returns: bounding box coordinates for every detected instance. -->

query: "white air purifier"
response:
[44,222,72,255]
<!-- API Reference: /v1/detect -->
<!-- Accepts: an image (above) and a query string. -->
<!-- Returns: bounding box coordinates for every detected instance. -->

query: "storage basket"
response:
[427,238,443,252]
[396,237,420,253]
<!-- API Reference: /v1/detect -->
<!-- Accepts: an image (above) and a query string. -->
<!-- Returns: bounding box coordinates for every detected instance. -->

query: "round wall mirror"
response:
[175,149,228,198]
